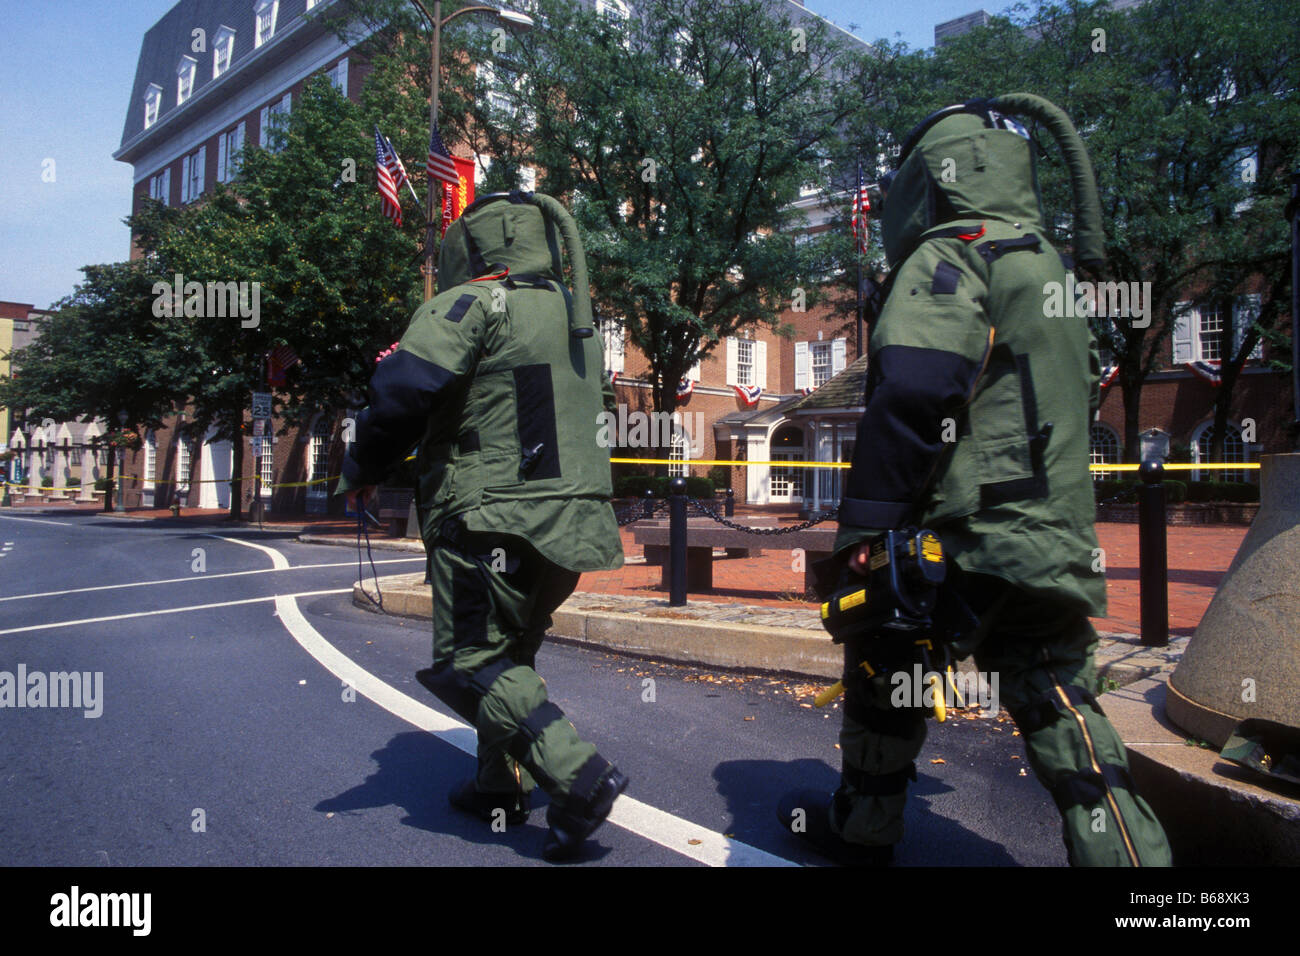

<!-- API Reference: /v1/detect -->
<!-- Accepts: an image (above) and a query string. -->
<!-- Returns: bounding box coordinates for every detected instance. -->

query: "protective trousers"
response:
[422,524,614,809]
[835,575,1172,866]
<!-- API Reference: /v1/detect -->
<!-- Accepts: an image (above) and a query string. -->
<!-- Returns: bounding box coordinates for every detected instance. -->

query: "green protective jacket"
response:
[835,113,1105,617]
[340,194,623,573]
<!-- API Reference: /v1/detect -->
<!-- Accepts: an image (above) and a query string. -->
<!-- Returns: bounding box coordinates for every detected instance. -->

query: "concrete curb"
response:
[1102,674,1300,864]
[353,572,1170,685]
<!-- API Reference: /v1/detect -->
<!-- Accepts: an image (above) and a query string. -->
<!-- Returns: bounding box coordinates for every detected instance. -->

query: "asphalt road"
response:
[0,511,1067,867]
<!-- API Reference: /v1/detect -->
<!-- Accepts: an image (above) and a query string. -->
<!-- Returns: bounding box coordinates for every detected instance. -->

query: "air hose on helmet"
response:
[524,192,596,339]
[988,92,1107,274]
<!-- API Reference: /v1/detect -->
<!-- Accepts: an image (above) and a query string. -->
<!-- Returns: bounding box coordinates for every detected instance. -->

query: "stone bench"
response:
[630,517,839,594]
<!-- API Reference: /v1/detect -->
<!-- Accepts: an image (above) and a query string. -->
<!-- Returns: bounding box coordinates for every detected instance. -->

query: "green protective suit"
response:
[826,100,1171,865]
[340,191,623,818]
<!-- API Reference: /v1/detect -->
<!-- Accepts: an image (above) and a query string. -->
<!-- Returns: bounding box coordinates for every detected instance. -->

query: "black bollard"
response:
[642,488,655,518]
[725,487,734,517]
[1138,459,1169,648]
[669,476,688,606]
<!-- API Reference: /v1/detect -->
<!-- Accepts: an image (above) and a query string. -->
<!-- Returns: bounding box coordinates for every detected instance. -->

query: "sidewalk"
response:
[27,499,1239,685]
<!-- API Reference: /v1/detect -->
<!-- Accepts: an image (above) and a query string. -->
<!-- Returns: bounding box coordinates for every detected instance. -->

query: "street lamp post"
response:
[406,1,534,302]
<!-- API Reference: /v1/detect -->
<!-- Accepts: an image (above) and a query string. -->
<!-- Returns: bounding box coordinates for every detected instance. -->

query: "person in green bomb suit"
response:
[339,191,627,862]
[779,95,1172,866]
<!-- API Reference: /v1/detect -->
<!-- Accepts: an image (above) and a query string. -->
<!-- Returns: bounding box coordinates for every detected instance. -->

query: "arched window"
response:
[1089,423,1121,480]
[1193,420,1250,483]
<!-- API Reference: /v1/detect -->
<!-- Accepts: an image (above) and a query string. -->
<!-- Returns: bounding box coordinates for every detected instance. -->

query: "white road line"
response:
[218,536,796,867]
[0,557,423,604]
[0,589,351,636]
[0,515,102,528]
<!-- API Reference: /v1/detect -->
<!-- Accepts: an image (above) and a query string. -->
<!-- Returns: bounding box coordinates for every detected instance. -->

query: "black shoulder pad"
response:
[444,293,478,324]
[931,260,962,295]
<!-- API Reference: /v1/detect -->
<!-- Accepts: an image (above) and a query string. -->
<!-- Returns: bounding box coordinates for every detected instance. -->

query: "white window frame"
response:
[214,26,236,79]
[149,168,171,206]
[1172,297,1264,365]
[143,84,162,129]
[260,93,291,151]
[177,56,197,105]
[217,123,245,183]
[726,336,767,389]
[255,0,279,48]
[176,438,193,495]
[598,317,625,374]
[258,436,274,498]
[181,146,206,204]
[667,429,689,478]
[143,431,157,490]
[326,57,349,94]
[735,338,754,387]
[307,418,331,499]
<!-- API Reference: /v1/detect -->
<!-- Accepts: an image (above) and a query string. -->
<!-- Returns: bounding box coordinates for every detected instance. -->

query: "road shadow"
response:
[712,757,1021,866]
[314,730,613,865]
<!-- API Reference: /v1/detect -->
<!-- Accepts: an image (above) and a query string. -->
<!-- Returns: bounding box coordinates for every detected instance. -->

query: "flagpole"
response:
[855,154,864,361]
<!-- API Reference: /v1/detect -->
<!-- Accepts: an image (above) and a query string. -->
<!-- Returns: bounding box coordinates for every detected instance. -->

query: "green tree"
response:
[0,260,189,509]
[131,77,422,517]
[930,0,1300,462]
[335,0,885,415]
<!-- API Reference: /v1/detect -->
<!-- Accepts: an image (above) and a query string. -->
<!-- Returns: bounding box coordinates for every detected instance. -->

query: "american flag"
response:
[427,125,461,186]
[374,129,402,226]
[267,344,301,387]
[380,131,409,191]
[851,162,870,255]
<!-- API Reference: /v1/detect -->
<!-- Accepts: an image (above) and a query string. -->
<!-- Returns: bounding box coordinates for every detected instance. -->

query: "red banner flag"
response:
[440,156,477,238]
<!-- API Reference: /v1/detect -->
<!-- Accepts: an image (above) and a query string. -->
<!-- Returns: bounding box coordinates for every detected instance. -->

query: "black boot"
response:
[542,766,629,862]
[448,778,532,826]
[775,788,893,866]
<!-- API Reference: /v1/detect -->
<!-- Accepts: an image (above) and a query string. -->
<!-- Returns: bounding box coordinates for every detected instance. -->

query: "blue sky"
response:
[0,0,1003,312]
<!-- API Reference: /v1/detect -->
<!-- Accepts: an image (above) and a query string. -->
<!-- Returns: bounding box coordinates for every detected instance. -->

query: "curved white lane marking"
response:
[219,535,797,867]
[0,589,351,636]
[0,558,423,604]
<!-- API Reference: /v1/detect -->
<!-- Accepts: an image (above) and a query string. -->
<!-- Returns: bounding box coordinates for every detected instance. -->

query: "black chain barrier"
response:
[687,496,836,533]
[615,497,670,527]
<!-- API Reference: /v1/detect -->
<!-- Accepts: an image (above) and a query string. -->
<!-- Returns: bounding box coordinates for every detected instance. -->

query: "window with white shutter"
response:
[260,93,291,151]
[1171,305,1193,364]
[327,57,349,94]
[755,340,767,389]
[725,337,738,386]
[1232,295,1264,361]
[794,341,810,391]
[831,338,847,376]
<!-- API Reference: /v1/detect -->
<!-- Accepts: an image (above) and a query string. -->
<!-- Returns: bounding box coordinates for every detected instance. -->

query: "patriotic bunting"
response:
[733,383,762,407]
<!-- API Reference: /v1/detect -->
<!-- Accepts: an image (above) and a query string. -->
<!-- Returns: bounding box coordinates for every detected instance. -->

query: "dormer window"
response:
[255,0,279,48]
[143,84,162,129]
[214,26,235,78]
[177,56,197,105]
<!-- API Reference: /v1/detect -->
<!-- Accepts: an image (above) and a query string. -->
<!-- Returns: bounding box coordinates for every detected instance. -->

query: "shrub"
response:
[65,476,81,488]
[94,477,113,492]
[1162,479,1186,504]
[40,475,53,488]
[1187,481,1259,503]
[707,465,730,491]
